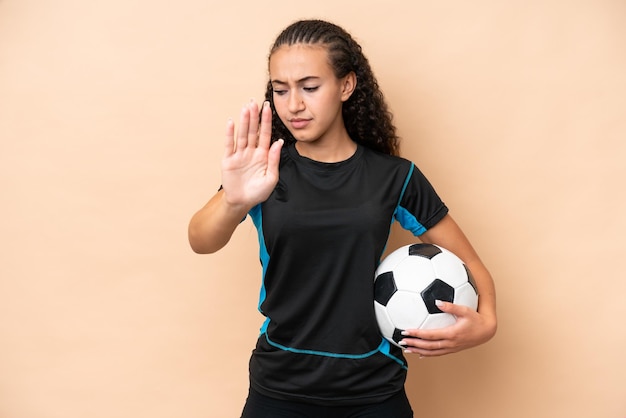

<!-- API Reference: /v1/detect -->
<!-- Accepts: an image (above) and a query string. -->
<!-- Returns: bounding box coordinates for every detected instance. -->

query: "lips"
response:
[289,118,311,129]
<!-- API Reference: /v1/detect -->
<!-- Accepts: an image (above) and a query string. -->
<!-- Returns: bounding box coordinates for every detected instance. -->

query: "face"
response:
[269,44,355,146]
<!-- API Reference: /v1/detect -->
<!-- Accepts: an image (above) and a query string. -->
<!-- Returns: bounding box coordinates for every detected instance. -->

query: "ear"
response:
[340,71,357,102]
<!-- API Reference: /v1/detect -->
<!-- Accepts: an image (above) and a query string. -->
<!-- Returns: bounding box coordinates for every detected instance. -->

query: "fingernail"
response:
[435,299,444,307]
[401,331,408,336]
[263,101,270,108]
[398,340,407,346]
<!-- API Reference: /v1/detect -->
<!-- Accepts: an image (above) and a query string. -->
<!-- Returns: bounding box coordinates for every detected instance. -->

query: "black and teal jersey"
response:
[247,143,448,405]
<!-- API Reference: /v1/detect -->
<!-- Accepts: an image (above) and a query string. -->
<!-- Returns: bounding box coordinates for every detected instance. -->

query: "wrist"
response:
[220,190,251,219]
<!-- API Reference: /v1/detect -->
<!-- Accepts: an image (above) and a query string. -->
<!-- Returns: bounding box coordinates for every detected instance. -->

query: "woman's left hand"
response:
[398,299,496,357]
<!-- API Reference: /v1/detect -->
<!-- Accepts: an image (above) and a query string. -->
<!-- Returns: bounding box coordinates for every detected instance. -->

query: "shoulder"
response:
[360,145,414,173]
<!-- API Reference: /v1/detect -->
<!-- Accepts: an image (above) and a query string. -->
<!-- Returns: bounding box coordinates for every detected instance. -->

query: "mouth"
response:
[289,118,311,129]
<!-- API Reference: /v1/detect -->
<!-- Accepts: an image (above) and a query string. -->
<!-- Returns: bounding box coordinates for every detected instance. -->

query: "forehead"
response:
[269,44,333,81]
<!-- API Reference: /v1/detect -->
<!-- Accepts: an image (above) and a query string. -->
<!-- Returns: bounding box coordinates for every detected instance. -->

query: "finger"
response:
[224,118,235,157]
[400,337,446,351]
[247,100,260,147]
[400,338,451,358]
[236,105,250,151]
[435,300,469,317]
[266,138,284,179]
[258,101,273,150]
[413,348,450,358]
[400,326,452,341]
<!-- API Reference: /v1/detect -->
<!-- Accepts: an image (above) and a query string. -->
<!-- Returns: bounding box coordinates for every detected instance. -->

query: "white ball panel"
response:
[374,301,396,339]
[454,282,479,310]
[421,313,456,330]
[392,257,436,292]
[386,290,429,329]
[376,244,411,274]
[430,251,468,288]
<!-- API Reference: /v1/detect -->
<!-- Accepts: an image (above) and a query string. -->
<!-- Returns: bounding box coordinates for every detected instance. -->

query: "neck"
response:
[294,136,357,163]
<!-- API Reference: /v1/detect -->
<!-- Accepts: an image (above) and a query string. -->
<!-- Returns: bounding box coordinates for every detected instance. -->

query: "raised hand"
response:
[221,100,284,211]
[188,100,284,254]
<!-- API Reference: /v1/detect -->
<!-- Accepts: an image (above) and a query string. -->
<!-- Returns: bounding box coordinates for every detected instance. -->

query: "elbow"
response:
[188,236,219,255]
[189,242,213,254]
[187,229,213,254]
[188,229,225,255]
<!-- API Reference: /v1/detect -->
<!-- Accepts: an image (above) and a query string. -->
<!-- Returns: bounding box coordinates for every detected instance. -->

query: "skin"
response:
[188,43,497,357]
[269,44,357,162]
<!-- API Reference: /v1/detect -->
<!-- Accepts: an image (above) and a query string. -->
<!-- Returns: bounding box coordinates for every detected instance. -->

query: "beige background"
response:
[1,0,625,417]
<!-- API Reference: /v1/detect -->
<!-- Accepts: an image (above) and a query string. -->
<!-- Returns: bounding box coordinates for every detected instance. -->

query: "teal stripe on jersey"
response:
[263,332,387,360]
[249,204,269,314]
[392,163,427,236]
[395,206,427,236]
[377,339,408,370]
[397,163,414,207]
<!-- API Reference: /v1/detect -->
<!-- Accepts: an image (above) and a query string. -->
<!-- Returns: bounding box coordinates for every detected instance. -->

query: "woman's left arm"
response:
[399,214,497,357]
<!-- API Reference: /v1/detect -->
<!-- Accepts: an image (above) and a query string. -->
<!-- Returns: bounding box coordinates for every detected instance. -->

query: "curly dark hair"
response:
[263,19,400,156]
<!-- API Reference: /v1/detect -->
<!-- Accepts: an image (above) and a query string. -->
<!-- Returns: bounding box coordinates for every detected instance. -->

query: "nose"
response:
[287,91,305,113]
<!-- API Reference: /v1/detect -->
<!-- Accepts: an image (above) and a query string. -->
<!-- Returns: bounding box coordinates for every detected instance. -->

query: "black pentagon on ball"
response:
[420,279,454,314]
[374,271,397,306]
[392,328,405,345]
[408,243,442,259]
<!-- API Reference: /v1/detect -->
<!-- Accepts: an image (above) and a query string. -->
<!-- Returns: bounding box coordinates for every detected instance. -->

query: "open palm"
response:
[221,100,283,210]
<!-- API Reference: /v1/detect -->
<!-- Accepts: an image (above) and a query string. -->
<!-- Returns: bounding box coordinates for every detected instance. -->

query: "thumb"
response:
[266,139,284,176]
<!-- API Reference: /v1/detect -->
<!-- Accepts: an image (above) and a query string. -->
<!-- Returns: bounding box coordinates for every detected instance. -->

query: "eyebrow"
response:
[271,76,321,85]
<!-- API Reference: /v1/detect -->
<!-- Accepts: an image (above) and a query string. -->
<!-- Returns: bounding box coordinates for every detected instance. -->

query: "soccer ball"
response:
[373,243,478,348]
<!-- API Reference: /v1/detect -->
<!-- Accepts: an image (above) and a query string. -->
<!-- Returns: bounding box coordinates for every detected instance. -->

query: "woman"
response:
[189,19,497,418]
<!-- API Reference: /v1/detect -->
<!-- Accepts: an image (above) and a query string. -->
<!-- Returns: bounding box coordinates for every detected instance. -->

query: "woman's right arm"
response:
[188,189,250,254]
[188,100,283,254]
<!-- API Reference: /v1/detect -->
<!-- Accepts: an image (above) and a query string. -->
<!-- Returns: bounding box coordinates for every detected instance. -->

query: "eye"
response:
[303,86,319,92]
[272,89,287,96]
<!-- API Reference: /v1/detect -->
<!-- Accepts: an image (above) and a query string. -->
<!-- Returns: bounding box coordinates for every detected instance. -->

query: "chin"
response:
[291,134,317,143]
